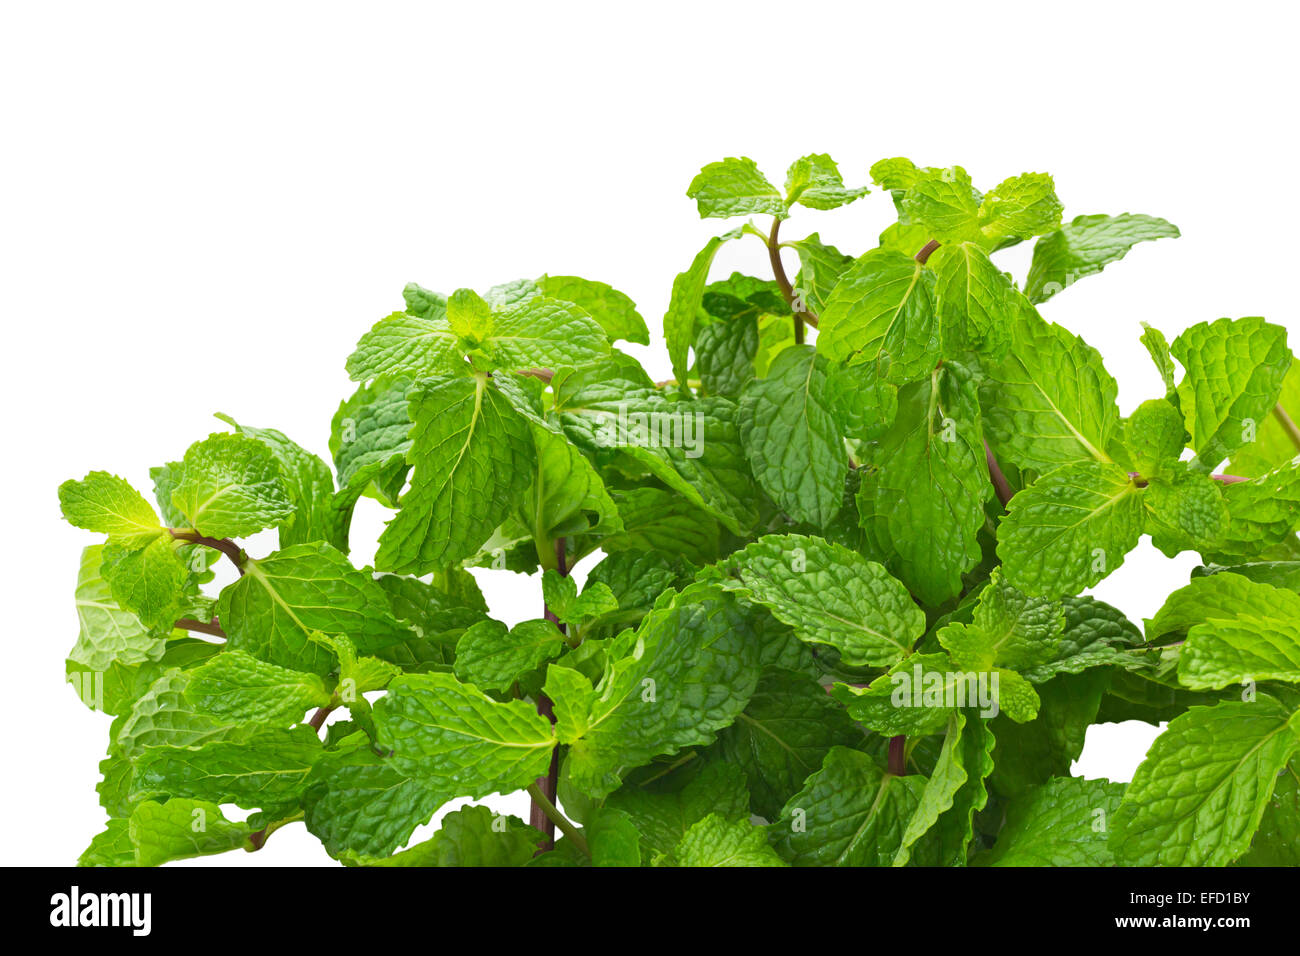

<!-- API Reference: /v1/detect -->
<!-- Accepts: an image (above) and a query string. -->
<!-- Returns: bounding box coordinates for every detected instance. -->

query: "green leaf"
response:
[70,545,168,672]
[605,762,750,860]
[1146,573,1300,689]
[454,618,566,692]
[519,423,621,543]
[976,172,1063,240]
[899,166,982,243]
[446,287,493,341]
[302,738,441,858]
[938,570,1065,672]
[708,669,864,820]
[112,669,250,758]
[893,710,979,866]
[997,460,1145,598]
[587,807,642,867]
[787,233,854,315]
[401,282,446,318]
[537,274,649,345]
[770,747,927,866]
[484,296,609,370]
[928,241,1016,356]
[1210,457,1300,561]
[1025,213,1180,304]
[345,310,464,383]
[99,536,188,631]
[1142,463,1228,557]
[216,414,341,550]
[375,672,556,809]
[546,587,761,799]
[673,814,787,867]
[707,533,924,667]
[1018,595,1144,683]
[979,307,1121,472]
[816,247,938,382]
[78,820,134,867]
[1173,316,1292,468]
[171,432,294,539]
[738,344,847,526]
[58,471,163,545]
[1236,758,1300,866]
[1112,696,1300,866]
[1230,358,1300,477]
[857,363,990,606]
[664,230,741,387]
[359,805,542,867]
[686,156,785,219]
[376,375,534,573]
[330,377,413,507]
[1124,398,1186,476]
[783,153,868,211]
[988,670,1106,798]
[1140,322,1179,396]
[599,487,720,565]
[219,541,413,675]
[184,649,331,723]
[981,777,1125,866]
[554,368,757,535]
[131,725,324,808]
[129,798,253,866]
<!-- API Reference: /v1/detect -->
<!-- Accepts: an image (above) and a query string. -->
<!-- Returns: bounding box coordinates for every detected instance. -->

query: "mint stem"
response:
[1273,403,1300,453]
[530,536,567,853]
[175,617,227,639]
[888,735,907,776]
[914,239,940,265]
[526,782,589,857]
[168,529,247,575]
[984,442,1015,507]
[767,217,816,342]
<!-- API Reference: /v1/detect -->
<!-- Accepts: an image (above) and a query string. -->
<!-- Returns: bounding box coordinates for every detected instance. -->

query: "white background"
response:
[2,1,1296,866]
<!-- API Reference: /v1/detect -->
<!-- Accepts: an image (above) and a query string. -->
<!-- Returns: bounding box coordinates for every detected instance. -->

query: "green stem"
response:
[1272,403,1300,454]
[526,783,589,858]
[530,536,567,852]
[767,217,816,343]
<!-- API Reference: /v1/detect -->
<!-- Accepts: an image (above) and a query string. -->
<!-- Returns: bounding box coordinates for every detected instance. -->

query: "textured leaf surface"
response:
[739,344,846,526]
[454,618,566,692]
[346,311,463,383]
[673,815,787,867]
[70,545,168,672]
[184,649,331,724]
[982,777,1125,866]
[817,248,938,381]
[1024,213,1180,303]
[59,471,163,545]
[376,375,534,573]
[537,274,648,345]
[687,156,785,219]
[997,460,1144,598]
[130,798,253,866]
[1173,316,1291,468]
[171,432,294,539]
[375,672,555,808]
[708,534,924,666]
[1111,696,1300,866]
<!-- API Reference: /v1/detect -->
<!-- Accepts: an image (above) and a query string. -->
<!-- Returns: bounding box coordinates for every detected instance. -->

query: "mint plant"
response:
[62,153,1300,868]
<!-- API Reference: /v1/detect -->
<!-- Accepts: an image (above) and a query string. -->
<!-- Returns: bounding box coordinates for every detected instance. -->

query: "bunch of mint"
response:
[61,153,1300,867]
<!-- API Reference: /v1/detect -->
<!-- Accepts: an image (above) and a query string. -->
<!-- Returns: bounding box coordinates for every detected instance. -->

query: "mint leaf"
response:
[738,344,847,526]
[605,762,749,860]
[980,307,1121,473]
[1025,213,1180,304]
[375,672,555,807]
[70,545,169,672]
[346,310,464,383]
[184,649,331,724]
[454,618,566,692]
[857,363,990,605]
[771,747,927,866]
[981,777,1125,866]
[1173,316,1291,468]
[817,248,938,381]
[672,814,787,867]
[928,241,1016,356]
[537,274,648,345]
[99,535,188,631]
[998,460,1145,598]
[663,230,741,387]
[1112,696,1300,866]
[707,533,924,666]
[129,798,254,867]
[59,471,164,545]
[219,541,412,674]
[687,157,785,219]
[976,172,1063,240]
[376,375,534,573]
[171,432,294,539]
[485,296,610,370]
[783,153,868,211]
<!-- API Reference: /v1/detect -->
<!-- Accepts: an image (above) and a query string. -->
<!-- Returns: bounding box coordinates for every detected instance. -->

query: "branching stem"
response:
[526,783,589,857]
[767,217,817,343]
[169,529,247,574]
